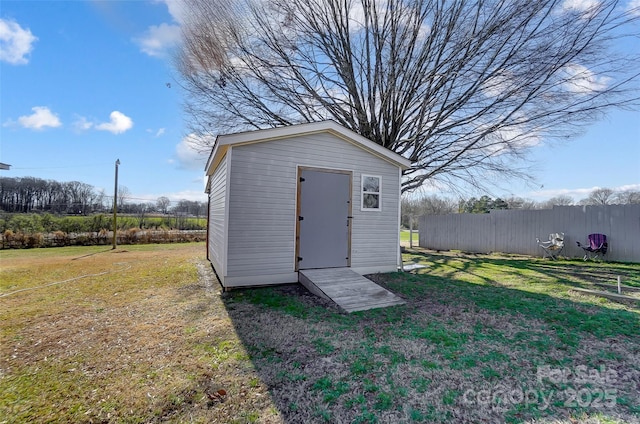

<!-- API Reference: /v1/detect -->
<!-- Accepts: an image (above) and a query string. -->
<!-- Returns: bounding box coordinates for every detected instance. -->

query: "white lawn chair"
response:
[536,232,565,260]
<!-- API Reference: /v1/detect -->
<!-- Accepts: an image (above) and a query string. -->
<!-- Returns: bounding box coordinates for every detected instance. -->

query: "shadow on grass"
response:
[380,272,639,339]
[391,251,639,359]
[404,249,640,300]
[218,253,639,423]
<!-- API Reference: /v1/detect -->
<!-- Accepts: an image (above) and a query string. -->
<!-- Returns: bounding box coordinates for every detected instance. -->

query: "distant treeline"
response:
[400,189,640,229]
[0,176,206,216]
[1,227,206,249]
[0,213,207,234]
[0,213,207,249]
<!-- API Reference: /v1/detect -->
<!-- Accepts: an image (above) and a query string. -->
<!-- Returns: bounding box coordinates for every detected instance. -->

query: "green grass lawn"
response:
[227,250,640,423]
[2,245,638,423]
[400,229,419,244]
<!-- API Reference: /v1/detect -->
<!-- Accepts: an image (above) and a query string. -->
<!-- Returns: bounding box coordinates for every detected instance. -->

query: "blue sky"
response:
[1,0,639,206]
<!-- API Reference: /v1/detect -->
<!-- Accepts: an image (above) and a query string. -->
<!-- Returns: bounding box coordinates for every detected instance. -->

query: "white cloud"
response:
[0,18,37,65]
[72,115,93,132]
[482,70,515,98]
[494,126,541,150]
[134,22,181,58]
[96,111,133,134]
[561,0,601,12]
[346,0,429,36]
[563,63,610,94]
[134,1,185,58]
[16,106,62,130]
[476,115,542,156]
[175,133,210,170]
[628,0,640,16]
[617,183,640,192]
[561,0,602,18]
[527,183,640,201]
[146,128,166,137]
[166,189,207,202]
[526,187,591,201]
[137,189,207,203]
[157,0,187,24]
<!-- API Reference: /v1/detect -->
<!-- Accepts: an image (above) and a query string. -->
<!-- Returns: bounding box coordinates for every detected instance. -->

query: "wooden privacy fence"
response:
[419,204,640,263]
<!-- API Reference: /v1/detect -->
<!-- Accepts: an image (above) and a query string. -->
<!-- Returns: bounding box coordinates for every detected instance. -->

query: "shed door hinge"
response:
[298,216,304,221]
[299,177,305,182]
[297,256,303,262]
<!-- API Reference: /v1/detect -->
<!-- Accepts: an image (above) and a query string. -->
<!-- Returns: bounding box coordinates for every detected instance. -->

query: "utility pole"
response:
[112,159,120,249]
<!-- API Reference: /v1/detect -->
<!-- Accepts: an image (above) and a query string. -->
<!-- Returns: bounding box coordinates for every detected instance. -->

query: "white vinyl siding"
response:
[207,153,227,280]
[225,132,400,281]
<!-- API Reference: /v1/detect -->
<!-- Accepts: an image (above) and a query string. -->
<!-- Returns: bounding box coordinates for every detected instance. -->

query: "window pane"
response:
[363,193,379,209]
[363,176,379,192]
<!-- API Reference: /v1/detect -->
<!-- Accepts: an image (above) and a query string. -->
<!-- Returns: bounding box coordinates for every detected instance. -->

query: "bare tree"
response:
[402,195,456,228]
[504,196,538,210]
[584,187,616,205]
[401,197,420,229]
[177,0,640,193]
[133,202,154,229]
[93,189,106,212]
[157,196,171,215]
[0,177,104,213]
[615,189,640,204]
[117,186,131,212]
[417,195,458,216]
[539,195,574,209]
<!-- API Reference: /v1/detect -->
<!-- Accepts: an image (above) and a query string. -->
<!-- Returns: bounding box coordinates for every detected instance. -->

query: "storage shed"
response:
[204,120,411,289]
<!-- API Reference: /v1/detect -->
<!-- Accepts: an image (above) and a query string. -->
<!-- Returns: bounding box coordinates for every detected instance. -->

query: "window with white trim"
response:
[361,175,381,210]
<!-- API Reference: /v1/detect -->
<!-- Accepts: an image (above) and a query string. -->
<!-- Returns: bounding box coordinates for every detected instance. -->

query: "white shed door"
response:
[297,169,351,270]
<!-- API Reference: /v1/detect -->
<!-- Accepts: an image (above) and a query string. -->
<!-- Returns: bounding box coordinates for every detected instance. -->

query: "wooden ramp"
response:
[299,268,405,313]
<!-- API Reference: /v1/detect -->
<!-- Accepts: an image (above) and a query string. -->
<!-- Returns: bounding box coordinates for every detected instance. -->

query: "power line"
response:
[9,163,115,170]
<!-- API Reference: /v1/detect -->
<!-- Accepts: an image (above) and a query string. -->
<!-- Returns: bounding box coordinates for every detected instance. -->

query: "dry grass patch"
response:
[1,243,282,423]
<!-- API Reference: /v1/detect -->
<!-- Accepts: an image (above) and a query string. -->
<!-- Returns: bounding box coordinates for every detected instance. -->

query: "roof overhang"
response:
[204,120,411,182]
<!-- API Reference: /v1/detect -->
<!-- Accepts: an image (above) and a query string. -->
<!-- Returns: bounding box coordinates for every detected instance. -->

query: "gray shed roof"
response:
[205,120,412,176]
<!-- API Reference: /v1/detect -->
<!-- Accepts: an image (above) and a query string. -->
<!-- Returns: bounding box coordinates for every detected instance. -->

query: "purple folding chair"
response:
[576,233,608,261]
